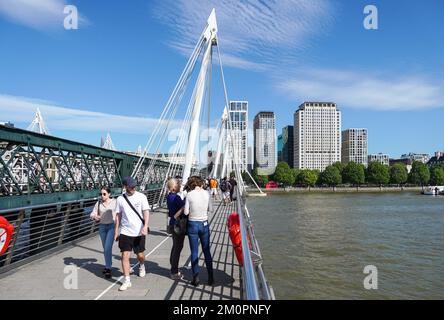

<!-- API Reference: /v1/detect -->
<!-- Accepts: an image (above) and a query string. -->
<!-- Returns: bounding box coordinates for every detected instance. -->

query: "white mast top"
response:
[205,8,218,41]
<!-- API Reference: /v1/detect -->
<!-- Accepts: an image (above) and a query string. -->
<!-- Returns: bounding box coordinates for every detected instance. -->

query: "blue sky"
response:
[0,0,443,159]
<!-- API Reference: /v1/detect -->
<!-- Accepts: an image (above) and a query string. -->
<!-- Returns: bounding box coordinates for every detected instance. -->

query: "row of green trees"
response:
[245,161,444,189]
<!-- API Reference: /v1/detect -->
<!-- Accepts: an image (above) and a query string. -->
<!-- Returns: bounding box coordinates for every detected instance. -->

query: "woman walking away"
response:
[184,176,214,286]
[90,187,117,279]
[166,178,186,280]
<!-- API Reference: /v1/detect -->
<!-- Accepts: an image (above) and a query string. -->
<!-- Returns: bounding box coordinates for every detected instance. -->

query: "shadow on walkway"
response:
[63,257,118,284]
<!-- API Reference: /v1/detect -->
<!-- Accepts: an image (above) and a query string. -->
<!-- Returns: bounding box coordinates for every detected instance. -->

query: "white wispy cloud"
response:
[0,94,181,135]
[152,0,334,71]
[0,0,88,31]
[0,94,223,157]
[276,68,444,111]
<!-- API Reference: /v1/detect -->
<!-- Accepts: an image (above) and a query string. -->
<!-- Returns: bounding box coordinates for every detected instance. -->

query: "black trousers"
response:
[170,228,186,274]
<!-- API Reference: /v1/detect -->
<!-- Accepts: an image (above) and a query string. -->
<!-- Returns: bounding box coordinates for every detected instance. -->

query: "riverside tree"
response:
[273,162,295,187]
[389,163,408,187]
[366,161,390,188]
[430,165,444,185]
[318,165,342,190]
[252,167,268,187]
[292,168,300,186]
[343,161,365,189]
[408,161,430,189]
[332,161,345,175]
[297,169,319,190]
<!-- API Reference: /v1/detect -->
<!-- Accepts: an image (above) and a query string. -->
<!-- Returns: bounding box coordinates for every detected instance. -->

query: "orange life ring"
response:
[0,216,14,256]
[227,212,251,267]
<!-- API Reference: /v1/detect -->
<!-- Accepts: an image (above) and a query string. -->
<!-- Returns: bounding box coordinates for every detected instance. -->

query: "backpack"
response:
[220,181,227,192]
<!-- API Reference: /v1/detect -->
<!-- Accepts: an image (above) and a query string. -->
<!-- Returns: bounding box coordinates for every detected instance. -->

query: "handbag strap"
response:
[123,193,145,224]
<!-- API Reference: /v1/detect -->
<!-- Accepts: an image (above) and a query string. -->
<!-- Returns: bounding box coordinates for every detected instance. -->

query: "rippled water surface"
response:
[247,192,444,299]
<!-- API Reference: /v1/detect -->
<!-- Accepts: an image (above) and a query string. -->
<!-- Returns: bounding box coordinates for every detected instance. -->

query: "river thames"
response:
[247,192,444,299]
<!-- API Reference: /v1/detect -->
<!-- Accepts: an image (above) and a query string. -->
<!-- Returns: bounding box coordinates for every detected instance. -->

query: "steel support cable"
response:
[156,41,208,196]
[132,36,203,176]
[157,84,196,206]
[153,38,210,204]
[136,38,206,187]
[132,34,206,178]
[204,45,213,176]
[215,39,259,300]
[209,119,222,178]
[155,92,194,204]
[141,44,203,189]
[161,38,213,197]
[217,53,244,188]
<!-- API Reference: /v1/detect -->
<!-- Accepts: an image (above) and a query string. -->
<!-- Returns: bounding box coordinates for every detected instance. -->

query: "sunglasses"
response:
[100,193,108,196]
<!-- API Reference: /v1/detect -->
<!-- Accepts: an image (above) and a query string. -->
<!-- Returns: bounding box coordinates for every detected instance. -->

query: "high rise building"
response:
[342,128,368,167]
[294,102,341,171]
[277,134,283,162]
[282,125,294,168]
[254,111,277,175]
[227,101,248,172]
[368,153,389,166]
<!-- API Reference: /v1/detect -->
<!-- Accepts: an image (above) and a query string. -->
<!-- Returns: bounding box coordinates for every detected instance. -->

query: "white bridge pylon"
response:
[27,108,50,135]
[181,9,218,185]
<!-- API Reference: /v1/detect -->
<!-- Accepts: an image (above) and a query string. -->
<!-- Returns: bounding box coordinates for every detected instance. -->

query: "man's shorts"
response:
[118,234,146,254]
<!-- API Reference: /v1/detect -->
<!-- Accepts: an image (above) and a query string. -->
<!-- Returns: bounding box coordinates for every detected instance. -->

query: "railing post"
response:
[4,209,26,266]
[58,203,72,245]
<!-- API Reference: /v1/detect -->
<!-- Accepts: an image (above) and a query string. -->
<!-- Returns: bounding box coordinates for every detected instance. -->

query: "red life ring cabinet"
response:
[0,216,14,256]
[227,212,251,267]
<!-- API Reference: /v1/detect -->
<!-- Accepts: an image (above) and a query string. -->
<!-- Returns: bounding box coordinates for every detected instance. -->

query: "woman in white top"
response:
[184,176,214,286]
[90,186,117,278]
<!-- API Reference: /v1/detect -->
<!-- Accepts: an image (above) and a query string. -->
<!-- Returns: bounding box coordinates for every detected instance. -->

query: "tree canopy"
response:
[273,162,296,186]
[366,161,390,186]
[343,161,365,186]
[318,165,342,187]
[389,163,408,186]
[408,161,430,186]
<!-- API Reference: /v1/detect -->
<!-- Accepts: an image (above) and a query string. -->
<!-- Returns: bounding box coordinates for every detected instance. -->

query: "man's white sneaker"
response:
[139,266,146,278]
[119,281,132,291]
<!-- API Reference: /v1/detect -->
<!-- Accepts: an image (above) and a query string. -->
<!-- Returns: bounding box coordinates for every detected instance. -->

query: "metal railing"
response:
[234,186,275,300]
[0,188,163,273]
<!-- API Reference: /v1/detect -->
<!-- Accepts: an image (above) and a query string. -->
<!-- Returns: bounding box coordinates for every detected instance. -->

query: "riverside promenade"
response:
[254,186,423,193]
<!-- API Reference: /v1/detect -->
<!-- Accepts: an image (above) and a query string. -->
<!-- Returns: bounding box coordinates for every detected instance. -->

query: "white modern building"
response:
[226,101,248,172]
[368,153,389,166]
[294,102,341,171]
[342,128,368,167]
[254,111,277,175]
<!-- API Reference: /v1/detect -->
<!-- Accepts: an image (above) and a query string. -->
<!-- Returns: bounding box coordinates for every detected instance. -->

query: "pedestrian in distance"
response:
[229,176,238,201]
[209,177,219,201]
[220,177,231,205]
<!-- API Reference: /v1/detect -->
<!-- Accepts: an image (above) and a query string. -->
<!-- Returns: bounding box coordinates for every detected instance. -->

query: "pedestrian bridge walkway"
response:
[0,200,241,300]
